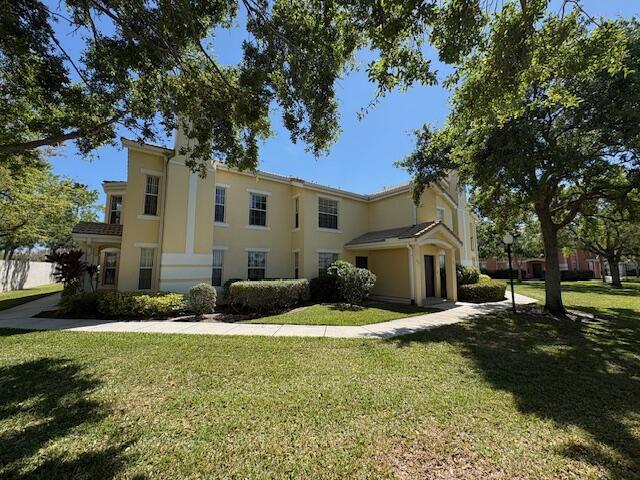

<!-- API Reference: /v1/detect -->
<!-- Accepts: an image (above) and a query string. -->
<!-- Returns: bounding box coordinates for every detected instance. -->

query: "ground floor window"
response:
[318,252,339,276]
[248,251,266,280]
[293,251,299,279]
[138,248,154,290]
[355,256,368,269]
[103,252,117,285]
[212,249,224,286]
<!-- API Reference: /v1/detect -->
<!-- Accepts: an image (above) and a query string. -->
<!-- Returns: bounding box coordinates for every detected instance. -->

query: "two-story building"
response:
[72,133,479,305]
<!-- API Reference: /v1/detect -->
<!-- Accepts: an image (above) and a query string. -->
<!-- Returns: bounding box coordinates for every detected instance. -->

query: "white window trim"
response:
[436,206,446,221]
[134,242,159,248]
[248,191,268,228]
[212,248,225,287]
[247,250,268,279]
[140,168,164,177]
[317,194,341,232]
[245,247,270,252]
[317,249,341,254]
[137,214,160,220]
[247,188,272,196]
[213,245,229,250]
[214,184,227,224]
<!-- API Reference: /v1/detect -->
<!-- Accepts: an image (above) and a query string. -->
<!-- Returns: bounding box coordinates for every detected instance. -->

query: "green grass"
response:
[514,280,640,321]
[2,285,640,479]
[243,302,436,326]
[0,283,62,311]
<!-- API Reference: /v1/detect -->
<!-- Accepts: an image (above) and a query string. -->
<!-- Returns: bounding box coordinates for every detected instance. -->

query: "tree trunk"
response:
[608,257,622,287]
[538,209,565,315]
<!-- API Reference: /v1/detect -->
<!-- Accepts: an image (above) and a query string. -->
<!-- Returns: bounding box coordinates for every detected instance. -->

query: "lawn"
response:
[0,283,62,311]
[1,285,639,479]
[514,280,640,321]
[243,302,436,326]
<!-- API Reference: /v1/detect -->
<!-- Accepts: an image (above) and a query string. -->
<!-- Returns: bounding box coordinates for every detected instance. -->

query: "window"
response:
[318,252,339,276]
[144,176,160,216]
[103,252,117,285]
[214,186,226,223]
[355,256,368,269]
[212,249,224,286]
[436,207,445,221]
[318,197,338,229]
[293,251,299,279]
[138,248,154,289]
[293,197,299,229]
[249,193,267,226]
[248,251,266,280]
[109,196,122,224]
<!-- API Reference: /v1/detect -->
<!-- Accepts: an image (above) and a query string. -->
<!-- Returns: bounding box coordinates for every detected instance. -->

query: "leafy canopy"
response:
[399,2,640,312]
[1,0,485,173]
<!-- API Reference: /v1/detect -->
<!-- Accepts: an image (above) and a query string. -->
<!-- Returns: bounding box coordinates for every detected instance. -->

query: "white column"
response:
[446,248,458,302]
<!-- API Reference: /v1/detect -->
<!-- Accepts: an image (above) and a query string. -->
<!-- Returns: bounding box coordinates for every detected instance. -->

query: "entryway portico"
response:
[345,221,462,306]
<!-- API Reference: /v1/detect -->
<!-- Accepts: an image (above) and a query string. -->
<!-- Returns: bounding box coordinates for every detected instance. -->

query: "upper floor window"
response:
[318,252,339,276]
[293,197,299,229]
[318,197,338,230]
[144,176,160,216]
[215,186,226,223]
[248,251,266,280]
[249,192,267,227]
[212,249,224,286]
[138,248,154,290]
[109,195,122,224]
[436,207,445,222]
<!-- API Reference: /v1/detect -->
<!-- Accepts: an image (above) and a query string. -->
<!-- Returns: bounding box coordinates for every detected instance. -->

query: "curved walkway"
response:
[0,292,538,339]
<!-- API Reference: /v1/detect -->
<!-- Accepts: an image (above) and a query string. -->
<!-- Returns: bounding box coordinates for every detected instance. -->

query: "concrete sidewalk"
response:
[0,292,538,339]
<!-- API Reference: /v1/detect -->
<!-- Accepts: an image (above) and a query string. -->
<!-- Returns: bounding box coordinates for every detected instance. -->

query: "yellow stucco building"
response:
[72,134,479,306]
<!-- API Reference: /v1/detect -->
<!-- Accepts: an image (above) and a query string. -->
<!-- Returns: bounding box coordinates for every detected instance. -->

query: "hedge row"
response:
[458,280,506,303]
[59,291,185,318]
[227,279,310,313]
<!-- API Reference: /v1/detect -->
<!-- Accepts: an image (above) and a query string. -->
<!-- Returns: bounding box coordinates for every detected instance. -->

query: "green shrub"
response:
[228,279,310,313]
[58,292,100,315]
[327,260,376,305]
[59,291,185,318]
[456,264,480,286]
[223,278,243,300]
[187,283,217,316]
[309,274,341,302]
[479,273,492,282]
[458,281,506,303]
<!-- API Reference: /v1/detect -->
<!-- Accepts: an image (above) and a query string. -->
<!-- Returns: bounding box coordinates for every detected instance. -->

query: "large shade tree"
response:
[0,158,98,255]
[1,0,486,173]
[570,197,640,287]
[400,3,640,314]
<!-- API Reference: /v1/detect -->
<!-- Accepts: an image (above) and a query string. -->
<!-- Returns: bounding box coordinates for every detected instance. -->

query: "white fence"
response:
[0,260,56,293]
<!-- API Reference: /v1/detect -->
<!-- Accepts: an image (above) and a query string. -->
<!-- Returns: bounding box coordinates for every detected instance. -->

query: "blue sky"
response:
[47,0,638,209]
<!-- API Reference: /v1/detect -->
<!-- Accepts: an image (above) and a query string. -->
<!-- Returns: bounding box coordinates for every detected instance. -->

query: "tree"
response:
[476,218,505,261]
[45,249,87,294]
[1,0,485,173]
[0,159,98,254]
[400,4,640,314]
[570,198,640,287]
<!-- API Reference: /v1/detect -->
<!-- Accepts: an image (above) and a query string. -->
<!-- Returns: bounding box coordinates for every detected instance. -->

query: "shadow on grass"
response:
[326,301,436,315]
[390,312,640,478]
[0,358,136,479]
[522,280,640,297]
[0,289,60,312]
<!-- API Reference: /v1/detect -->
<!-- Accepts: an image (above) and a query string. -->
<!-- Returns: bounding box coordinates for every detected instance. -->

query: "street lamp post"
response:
[503,233,516,314]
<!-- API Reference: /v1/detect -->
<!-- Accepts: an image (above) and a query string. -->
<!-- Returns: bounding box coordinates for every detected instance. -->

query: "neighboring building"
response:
[481,250,601,279]
[72,133,479,305]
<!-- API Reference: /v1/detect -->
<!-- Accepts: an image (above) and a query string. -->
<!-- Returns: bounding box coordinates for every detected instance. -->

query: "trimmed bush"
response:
[186,283,217,316]
[560,270,594,281]
[58,291,184,318]
[479,273,492,282]
[228,279,310,313]
[458,280,506,303]
[309,274,341,302]
[456,264,480,286]
[58,292,100,315]
[327,260,376,305]
[223,278,243,300]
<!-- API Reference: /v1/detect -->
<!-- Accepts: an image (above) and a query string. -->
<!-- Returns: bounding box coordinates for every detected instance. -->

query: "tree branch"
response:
[0,113,123,154]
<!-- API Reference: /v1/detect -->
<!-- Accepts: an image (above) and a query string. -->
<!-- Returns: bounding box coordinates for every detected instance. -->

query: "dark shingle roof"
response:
[345,221,440,246]
[72,222,123,236]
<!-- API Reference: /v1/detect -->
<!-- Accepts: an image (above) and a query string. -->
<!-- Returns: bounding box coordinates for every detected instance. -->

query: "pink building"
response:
[481,250,601,279]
